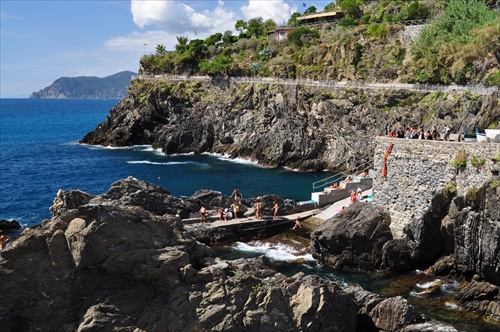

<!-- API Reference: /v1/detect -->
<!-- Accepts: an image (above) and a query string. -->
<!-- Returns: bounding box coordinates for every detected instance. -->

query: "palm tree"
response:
[175,36,189,53]
[155,44,167,54]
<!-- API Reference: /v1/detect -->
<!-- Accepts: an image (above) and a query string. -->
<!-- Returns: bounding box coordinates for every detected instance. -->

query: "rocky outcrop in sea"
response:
[80,80,499,172]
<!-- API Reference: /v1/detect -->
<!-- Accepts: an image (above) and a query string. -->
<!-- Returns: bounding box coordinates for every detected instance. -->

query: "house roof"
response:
[296,11,343,21]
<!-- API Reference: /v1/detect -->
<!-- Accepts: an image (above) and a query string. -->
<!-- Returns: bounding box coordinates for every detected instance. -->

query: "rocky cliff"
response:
[81,79,499,172]
[30,71,136,99]
[311,178,500,328]
[0,177,460,331]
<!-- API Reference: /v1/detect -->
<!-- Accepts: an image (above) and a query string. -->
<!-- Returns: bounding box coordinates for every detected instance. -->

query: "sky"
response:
[1,0,334,98]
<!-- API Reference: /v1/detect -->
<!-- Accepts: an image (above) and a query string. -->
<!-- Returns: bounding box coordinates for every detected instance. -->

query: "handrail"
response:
[133,75,499,96]
[312,159,374,192]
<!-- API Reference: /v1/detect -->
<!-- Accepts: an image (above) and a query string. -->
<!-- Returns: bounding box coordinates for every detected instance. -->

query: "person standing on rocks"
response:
[255,198,262,220]
[200,205,207,223]
[273,201,279,219]
[231,201,240,219]
[231,189,242,203]
[218,208,227,221]
[350,191,357,204]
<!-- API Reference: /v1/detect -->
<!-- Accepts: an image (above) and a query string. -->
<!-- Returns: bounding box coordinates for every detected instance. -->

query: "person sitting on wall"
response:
[356,188,363,201]
[218,208,227,221]
[329,182,339,189]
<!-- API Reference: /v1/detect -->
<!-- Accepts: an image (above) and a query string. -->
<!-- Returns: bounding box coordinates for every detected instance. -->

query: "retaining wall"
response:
[372,137,499,238]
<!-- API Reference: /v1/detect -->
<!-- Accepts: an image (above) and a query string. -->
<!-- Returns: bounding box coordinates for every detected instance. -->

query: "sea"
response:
[0,98,495,332]
[0,98,333,230]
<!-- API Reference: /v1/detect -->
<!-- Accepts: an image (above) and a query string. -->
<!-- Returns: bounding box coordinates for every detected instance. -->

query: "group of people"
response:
[389,125,451,141]
[199,189,281,223]
[350,188,365,204]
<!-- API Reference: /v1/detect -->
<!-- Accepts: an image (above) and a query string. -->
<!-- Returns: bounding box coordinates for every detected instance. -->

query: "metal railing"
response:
[133,75,498,96]
[312,159,374,192]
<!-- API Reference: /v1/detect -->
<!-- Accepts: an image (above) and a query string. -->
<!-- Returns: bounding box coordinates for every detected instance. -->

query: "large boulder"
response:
[311,203,393,270]
[344,286,458,332]
[382,188,455,272]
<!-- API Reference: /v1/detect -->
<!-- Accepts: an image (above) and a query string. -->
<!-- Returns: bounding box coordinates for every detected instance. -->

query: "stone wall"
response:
[372,137,499,238]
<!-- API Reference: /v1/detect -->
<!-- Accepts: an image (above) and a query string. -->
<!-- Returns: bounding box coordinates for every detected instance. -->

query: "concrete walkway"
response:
[314,188,373,221]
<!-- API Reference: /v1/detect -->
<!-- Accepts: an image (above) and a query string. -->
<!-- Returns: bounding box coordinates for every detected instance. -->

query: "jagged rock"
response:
[310,203,393,270]
[454,280,500,322]
[344,286,458,332]
[0,219,21,232]
[448,179,500,285]
[381,238,414,272]
[0,178,363,331]
[81,80,499,172]
[404,188,455,267]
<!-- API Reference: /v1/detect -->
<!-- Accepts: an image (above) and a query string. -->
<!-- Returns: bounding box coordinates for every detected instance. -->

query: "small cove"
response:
[209,233,498,332]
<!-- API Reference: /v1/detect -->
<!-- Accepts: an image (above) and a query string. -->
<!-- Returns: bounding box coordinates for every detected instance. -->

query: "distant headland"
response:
[30,71,136,99]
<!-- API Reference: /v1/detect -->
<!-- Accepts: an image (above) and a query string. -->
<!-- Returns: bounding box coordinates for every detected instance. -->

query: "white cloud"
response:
[241,0,297,25]
[130,0,237,35]
[131,0,191,33]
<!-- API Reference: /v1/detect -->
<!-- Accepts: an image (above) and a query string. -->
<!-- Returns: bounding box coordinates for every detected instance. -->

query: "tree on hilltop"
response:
[156,44,167,54]
[175,36,189,53]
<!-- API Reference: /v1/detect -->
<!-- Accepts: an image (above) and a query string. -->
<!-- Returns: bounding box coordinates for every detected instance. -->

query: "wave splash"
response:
[232,240,314,262]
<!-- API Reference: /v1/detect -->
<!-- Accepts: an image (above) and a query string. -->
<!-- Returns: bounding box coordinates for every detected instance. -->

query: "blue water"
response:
[0,99,333,229]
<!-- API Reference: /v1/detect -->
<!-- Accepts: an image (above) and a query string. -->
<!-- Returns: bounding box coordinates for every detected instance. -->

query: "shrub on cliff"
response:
[410,0,500,84]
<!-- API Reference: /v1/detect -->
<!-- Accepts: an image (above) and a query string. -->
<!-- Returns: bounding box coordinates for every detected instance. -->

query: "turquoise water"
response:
[0,98,334,228]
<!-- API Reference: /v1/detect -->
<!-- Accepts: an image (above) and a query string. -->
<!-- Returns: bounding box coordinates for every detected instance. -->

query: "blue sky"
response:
[1,0,333,98]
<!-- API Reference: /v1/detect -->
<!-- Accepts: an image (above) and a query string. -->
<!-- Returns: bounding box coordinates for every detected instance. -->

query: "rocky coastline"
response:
[1,176,498,331]
[4,79,500,331]
[80,79,499,172]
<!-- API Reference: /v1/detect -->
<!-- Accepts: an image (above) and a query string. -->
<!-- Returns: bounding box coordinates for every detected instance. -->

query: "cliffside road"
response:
[136,74,499,96]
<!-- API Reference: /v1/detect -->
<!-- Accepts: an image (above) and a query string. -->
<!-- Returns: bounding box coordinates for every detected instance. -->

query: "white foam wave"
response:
[127,160,197,166]
[444,301,459,310]
[233,241,315,262]
[205,152,265,167]
[416,279,441,289]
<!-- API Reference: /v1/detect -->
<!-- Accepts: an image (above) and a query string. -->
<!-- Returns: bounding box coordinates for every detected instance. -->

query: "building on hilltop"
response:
[268,27,297,41]
[297,11,344,26]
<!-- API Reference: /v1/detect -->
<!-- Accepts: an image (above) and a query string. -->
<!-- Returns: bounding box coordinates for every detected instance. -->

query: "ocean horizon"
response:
[0,98,335,230]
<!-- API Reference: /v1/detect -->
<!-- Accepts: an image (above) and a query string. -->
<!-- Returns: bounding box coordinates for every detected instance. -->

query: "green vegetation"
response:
[484,71,500,86]
[450,150,468,168]
[470,156,486,169]
[137,0,498,85]
[444,183,457,194]
[492,154,500,162]
[252,283,267,292]
[490,180,500,189]
[466,187,478,201]
[410,0,500,84]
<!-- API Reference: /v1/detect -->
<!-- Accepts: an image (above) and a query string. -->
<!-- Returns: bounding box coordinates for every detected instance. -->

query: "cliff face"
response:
[30,71,136,99]
[81,79,499,172]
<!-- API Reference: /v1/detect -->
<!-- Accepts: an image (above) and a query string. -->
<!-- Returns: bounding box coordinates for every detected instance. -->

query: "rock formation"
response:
[311,203,393,270]
[0,177,362,331]
[80,79,499,172]
[0,177,465,331]
[310,178,500,328]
